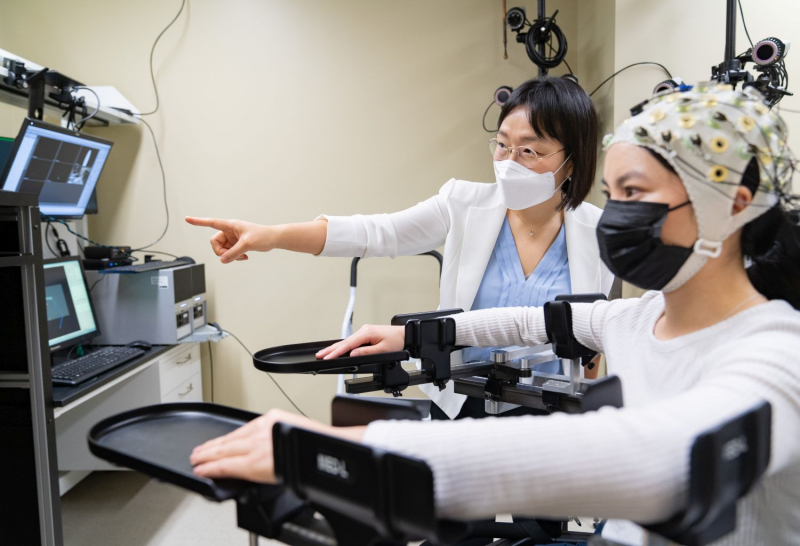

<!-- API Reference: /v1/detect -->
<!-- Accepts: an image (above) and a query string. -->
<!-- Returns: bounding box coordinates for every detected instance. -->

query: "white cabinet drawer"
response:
[159,344,200,397]
[162,372,203,403]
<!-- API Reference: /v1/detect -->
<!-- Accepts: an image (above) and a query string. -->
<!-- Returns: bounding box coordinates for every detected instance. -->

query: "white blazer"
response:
[319,179,615,418]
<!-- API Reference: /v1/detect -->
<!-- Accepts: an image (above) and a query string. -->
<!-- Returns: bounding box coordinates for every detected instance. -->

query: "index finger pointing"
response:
[185,216,231,230]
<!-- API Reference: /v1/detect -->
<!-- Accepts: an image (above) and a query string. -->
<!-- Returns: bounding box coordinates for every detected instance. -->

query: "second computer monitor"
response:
[43,257,100,352]
[0,118,113,219]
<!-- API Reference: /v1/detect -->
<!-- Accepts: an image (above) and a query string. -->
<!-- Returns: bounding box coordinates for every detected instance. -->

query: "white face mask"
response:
[493,155,571,210]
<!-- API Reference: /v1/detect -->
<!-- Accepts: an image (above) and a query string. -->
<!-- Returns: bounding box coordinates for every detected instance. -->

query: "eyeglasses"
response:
[489,138,565,168]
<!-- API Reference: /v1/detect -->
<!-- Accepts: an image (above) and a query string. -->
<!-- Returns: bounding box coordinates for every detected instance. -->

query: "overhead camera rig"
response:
[483,0,576,132]
[711,0,791,105]
[504,0,569,78]
[1,54,95,128]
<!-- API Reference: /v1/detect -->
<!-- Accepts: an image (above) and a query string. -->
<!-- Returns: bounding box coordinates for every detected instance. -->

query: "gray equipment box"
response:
[88,263,207,345]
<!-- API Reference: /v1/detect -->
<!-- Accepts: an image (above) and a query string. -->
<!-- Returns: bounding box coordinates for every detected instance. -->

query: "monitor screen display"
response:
[0,119,112,219]
[43,257,99,351]
[0,136,13,174]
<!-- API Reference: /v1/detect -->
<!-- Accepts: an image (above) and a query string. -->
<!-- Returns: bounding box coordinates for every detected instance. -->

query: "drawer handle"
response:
[178,383,194,398]
[177,354,192,364]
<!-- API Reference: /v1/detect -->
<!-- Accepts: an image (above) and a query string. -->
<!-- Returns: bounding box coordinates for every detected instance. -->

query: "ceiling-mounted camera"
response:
[505,6,568,75]
[751,37,789,66]
[505,7,526,32]
[710,1,791,106]
[493,85,514,106]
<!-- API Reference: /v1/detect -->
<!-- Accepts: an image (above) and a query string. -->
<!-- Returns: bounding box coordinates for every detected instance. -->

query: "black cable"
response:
[131,116,170,252]
[737,0,754,48]
[523,15,568,70]
[482,101,498,133]
[138,0,187,117]
[44,216,111,248]
[207,341,214,403]
[589,62,673,97]
[89,275,107,293]
[135,249,179,259]
[45,221,58,257]
[223,329,308,417]
[48,223,71,256]
[562,58,574,76]
[67,344,80,360]
[73,86,101,130]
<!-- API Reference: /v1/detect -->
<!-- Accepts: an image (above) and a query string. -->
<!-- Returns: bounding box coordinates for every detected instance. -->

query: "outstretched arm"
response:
[318,298,615,360]
[184,216,328,263]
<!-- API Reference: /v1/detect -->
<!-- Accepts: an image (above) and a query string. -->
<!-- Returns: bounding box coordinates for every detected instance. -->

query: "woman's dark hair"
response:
[739,159,800,309]
[646,149,800,309]
[497,76,598,210]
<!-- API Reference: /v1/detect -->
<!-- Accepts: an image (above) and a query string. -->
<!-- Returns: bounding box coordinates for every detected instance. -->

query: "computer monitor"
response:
[0,118,113,219]
[43,256,100,352]
[0,136,13,174]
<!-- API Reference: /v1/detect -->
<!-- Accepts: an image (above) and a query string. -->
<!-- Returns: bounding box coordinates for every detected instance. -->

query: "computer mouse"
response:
[126,340,152,351]
[175,256,196,264]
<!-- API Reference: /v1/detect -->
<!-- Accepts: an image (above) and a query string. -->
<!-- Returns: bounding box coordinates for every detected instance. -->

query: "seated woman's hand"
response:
[316,324,406,360]
[191,409,367,483]
[191,409,318,483]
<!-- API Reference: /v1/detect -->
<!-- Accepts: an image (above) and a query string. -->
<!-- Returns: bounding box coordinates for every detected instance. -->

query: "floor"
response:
[61,471,282,546]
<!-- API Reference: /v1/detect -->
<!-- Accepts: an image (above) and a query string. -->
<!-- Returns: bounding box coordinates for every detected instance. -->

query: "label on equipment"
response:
[151,275,169,289]
[316,453,350,479]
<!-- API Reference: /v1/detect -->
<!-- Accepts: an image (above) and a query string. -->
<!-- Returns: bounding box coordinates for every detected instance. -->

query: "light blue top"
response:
[461,217,571,373]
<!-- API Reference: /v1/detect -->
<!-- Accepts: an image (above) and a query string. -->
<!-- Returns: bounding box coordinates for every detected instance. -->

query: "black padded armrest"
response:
[645,401,771,545]
[272,423,466,545]
[544,293,607,361]
[391,308,463,326]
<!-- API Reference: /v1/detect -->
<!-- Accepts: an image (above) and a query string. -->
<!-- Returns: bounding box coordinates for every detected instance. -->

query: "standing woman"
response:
[186,76,614,420]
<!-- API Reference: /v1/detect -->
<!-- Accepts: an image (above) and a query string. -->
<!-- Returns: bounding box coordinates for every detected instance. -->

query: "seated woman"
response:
[191,84,800,544]
[186,76,614,421]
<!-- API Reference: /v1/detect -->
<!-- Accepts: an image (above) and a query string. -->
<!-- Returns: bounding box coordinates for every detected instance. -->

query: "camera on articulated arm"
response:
[505,6,568,75]
[713,37,792,106]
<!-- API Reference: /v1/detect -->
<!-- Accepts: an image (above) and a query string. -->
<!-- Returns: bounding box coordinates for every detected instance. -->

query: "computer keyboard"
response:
[99,259,192,274]
[51,346,146,386]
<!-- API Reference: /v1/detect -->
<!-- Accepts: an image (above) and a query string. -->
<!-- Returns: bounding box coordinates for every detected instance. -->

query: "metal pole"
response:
[537,0,546,76]
[724,0,737,62]
[249,532,259,546]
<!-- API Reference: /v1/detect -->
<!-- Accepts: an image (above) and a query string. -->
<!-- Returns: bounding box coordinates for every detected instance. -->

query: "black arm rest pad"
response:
[391,308,463,326]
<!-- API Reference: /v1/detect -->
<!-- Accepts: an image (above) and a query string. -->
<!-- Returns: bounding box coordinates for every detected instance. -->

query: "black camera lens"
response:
[652,78,682,95]
[494,86,514,106]
[506,7,526,32]
[752,38,784,66]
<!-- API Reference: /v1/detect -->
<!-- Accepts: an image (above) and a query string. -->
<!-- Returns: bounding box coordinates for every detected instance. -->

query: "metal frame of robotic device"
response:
[344,294,624,417]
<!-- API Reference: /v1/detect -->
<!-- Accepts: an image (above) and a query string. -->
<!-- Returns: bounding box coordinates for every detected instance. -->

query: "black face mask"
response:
[596,199,693,291]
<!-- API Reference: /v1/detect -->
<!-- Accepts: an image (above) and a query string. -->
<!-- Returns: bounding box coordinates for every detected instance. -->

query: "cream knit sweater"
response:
[362,292,800,545]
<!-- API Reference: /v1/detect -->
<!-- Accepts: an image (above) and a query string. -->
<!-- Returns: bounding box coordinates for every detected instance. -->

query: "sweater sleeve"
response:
[453,298,616,353]
[363,311,800,523]
[317,179,455,258]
